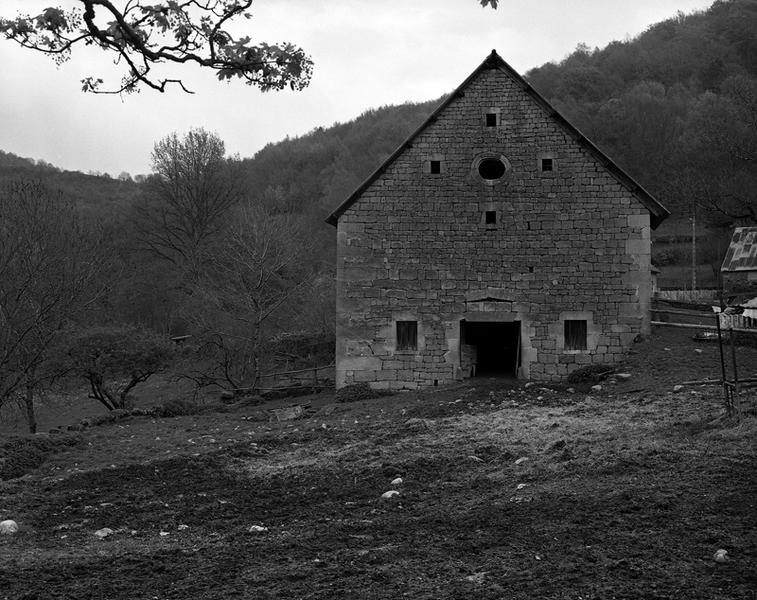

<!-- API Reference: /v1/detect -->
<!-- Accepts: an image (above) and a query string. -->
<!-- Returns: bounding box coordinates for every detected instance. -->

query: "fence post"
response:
[716,313,731,417]
[729,327,741,421]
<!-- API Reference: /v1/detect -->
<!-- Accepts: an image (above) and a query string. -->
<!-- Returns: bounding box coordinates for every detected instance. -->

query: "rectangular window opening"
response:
[541,158,554,172]
[430,160,441,174]
[485,210,497,225]
[397,321,418,351]
[564,320,587,351]
[485,113,498,127]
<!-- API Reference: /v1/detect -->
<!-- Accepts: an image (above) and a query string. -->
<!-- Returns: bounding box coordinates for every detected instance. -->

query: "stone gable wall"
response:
[335,66,651,389]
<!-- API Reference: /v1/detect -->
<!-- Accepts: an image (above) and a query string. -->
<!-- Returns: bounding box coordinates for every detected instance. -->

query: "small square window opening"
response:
[564,320,587,350]
[485,113,498,127]
[485,210,497,225]
[430,160,441,174]
[397,321,418,351]
[541,158,554,172]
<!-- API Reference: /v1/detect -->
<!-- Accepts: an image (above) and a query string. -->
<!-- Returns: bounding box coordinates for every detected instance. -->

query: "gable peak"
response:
[483,49,504,69]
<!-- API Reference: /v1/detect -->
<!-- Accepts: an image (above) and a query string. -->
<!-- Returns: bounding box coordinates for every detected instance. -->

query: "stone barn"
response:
[326,50,669,390]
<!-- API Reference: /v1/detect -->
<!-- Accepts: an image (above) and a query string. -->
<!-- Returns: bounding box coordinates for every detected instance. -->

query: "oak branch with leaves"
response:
[0,0,314,94]
[0,0,497,94]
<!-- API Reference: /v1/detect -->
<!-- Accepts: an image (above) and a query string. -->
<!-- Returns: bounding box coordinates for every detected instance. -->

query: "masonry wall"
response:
[335,65,651,389]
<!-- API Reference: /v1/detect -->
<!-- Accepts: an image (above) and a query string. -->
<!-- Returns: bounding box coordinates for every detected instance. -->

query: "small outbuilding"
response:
[721,227,757,294]
[327,50,669,389]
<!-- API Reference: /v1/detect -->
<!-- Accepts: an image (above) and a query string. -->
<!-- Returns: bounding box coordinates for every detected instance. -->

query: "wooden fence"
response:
[655,289,719,302]
[718,313,757,330]
[256,364,335,392]
[652,305,756,421]
[651,306,757,333]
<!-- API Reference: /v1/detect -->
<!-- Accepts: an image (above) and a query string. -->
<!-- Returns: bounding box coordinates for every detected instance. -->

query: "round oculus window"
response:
[478,158,507,180]
[471,153,511,185]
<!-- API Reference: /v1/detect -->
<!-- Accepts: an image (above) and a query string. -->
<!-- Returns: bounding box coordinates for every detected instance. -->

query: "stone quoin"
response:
[327,50,669,390]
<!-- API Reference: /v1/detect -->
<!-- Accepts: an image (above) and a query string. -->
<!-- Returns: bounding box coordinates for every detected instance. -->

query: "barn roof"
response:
[326,49,670,229]
[721,227,757,272]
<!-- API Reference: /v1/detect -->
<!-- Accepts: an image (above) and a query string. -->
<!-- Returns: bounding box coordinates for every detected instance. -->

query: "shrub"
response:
[652,246,686,266]
[154,398,227,418]
[55,325,173,410]
[336,382,385,403]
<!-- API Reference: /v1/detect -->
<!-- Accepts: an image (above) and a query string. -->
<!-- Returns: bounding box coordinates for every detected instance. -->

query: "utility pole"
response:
[691,205,697,291]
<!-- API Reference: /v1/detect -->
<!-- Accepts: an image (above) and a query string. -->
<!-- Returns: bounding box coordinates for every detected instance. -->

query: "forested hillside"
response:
[0,150,142,215]
[526,0,757,230]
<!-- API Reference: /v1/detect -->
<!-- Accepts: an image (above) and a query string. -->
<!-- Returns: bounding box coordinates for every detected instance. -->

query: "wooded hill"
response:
[527,0,757,232]
[0,150,141,216]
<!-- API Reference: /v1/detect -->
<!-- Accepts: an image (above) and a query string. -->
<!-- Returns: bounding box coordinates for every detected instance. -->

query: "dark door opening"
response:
[462,321,521,377]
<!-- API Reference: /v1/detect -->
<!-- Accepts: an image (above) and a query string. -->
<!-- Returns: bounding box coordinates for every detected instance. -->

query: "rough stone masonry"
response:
[327,50,669,389]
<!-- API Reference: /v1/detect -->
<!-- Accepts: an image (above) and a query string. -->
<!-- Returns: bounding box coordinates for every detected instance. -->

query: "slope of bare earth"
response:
[0,327,755,599]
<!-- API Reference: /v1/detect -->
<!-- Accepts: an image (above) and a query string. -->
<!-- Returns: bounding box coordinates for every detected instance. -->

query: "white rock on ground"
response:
[93,527,114,539]
[514,457,529,465]
[465,572,487,584]
[591,384,603,392]
[381,490,400,499]
[0,520,19,535]
[616,373,632,380]
[390,477,403,486]
[673,385,685,392]
[248,525,268,533]
[713,549,729,562]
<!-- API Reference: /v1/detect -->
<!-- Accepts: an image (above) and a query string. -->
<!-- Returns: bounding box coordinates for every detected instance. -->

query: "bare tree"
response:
[136,128,242,281]
[56,326,172,411]
[181,203,314,391]
[0,181,106,432]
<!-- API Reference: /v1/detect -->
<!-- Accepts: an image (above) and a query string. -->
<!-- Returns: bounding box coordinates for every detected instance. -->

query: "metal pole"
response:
[691,208,697,291]
[729,327,740,419]
[716,313,730,415]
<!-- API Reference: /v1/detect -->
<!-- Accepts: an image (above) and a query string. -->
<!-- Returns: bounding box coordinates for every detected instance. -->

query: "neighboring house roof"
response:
[721,226,757,272]
[326,50,670,228]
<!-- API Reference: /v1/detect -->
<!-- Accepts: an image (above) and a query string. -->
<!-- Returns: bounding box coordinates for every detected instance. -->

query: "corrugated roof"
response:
[721,227,757,272]
[326,49,670,229]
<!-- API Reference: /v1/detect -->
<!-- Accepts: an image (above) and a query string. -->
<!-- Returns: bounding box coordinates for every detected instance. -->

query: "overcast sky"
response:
[0,0,715,176]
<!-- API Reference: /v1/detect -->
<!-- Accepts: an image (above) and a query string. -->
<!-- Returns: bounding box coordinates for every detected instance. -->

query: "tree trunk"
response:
[117,372,151,409]
[89,375,116,411]
[25,385,37,434]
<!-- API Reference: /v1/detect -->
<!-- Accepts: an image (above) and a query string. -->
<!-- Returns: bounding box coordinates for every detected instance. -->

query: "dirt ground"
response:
[0,326,755,599]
